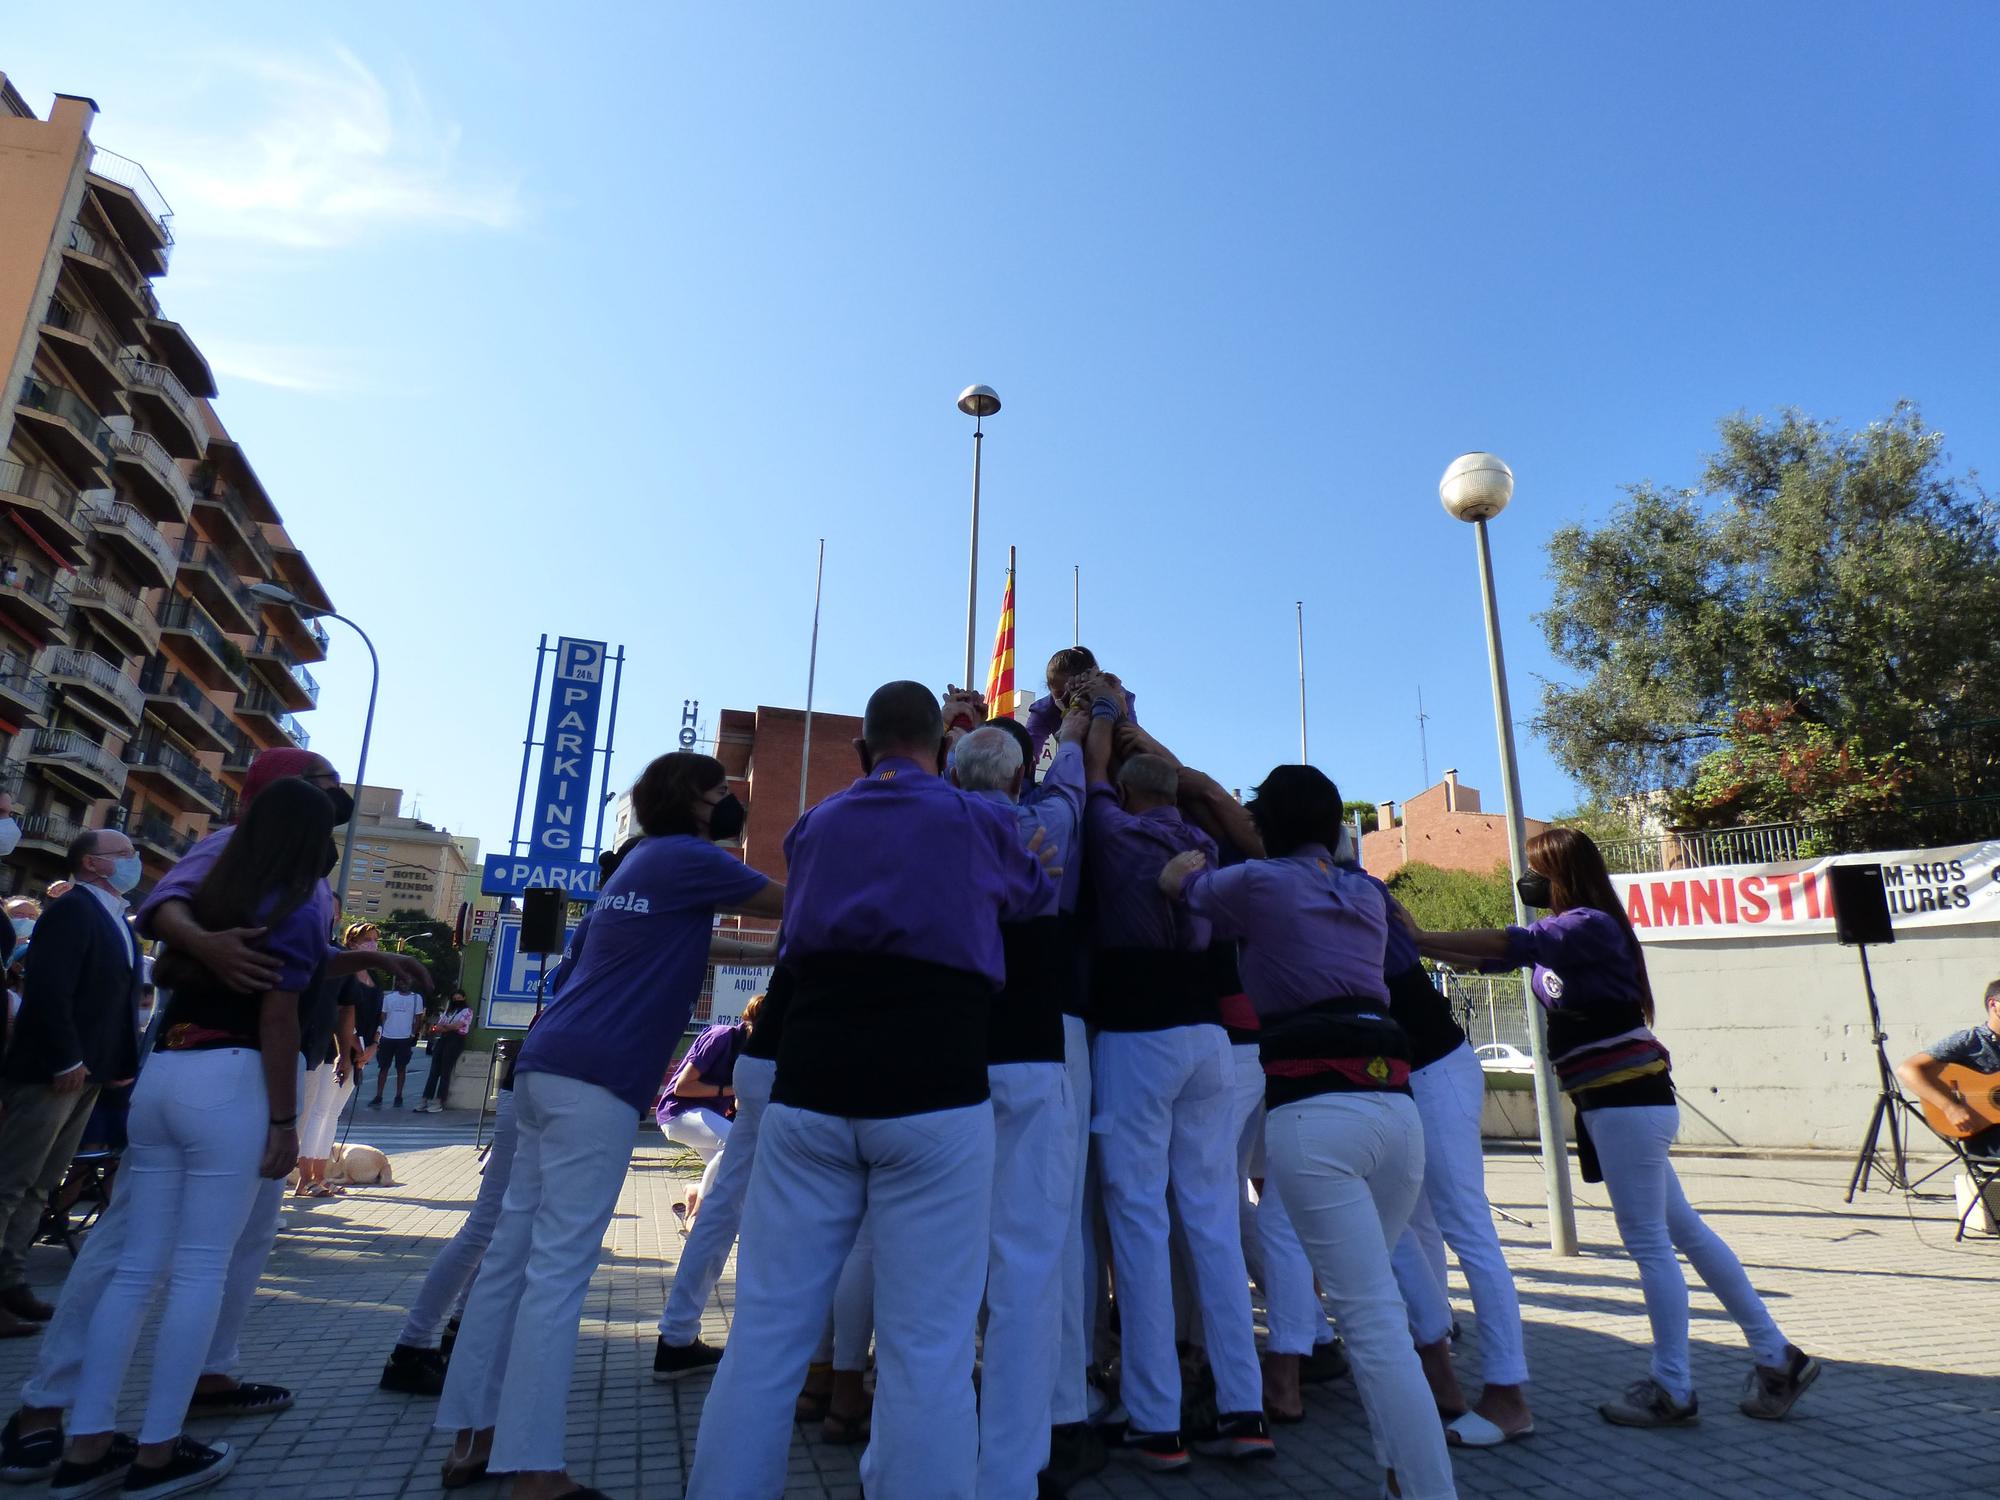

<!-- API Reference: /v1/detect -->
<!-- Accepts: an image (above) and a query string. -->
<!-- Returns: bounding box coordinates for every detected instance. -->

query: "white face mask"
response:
[9,918,31,940]
[0,817,19,858]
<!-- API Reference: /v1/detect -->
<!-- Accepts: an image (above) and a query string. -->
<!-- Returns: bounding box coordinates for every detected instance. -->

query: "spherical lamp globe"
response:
[957,384,1001,418]
[1439,453,1514,523]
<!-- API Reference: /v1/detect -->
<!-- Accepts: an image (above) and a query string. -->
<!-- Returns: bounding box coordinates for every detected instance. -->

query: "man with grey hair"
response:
[1081,688,1272,1469]
[950,708,1089,1500]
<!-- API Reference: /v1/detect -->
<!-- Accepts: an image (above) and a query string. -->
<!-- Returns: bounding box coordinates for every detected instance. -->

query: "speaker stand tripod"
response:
[1845,944,1914,1200]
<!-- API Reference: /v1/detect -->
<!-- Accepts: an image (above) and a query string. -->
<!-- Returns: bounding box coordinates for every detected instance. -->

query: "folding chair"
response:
[1943,1133,2000,1242]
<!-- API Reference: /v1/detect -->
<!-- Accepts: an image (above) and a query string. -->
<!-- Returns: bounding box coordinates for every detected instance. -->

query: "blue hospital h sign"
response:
[529,637,607,857]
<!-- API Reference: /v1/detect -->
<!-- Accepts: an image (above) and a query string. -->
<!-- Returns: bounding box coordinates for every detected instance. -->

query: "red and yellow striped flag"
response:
[985,553,1016,717]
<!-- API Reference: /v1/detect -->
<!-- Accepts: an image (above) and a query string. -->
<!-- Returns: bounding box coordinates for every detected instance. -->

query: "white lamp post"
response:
[958,384,1001,687]
[1439,453,1579,1256]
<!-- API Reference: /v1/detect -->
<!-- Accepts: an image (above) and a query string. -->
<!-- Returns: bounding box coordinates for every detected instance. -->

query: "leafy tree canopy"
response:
[1385,861,1515,935]
[1535,403,2000,817]
[1343,800,1380,834]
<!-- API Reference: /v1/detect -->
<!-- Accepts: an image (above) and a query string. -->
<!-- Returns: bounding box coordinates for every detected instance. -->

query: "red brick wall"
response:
[728,704,865,885]
[1360,776,1547,880]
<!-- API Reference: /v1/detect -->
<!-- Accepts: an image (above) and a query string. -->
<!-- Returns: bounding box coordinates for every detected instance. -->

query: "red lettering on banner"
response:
[1690,880,1723,924]
[1723,879,1739,922]
[1650,882,1690,926]
[1802,871,1821,919]
[1627,887,1651,927]
[1740,876,1769,922]
[1766,871,1800,919]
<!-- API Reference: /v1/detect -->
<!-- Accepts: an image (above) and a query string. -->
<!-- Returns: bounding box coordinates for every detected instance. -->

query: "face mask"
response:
[1516,871,1553,909]
[0,818,19,858]
[323,786,354,827]
[107,854,143,895]
[9,918,31,940]
[706,792,746,843]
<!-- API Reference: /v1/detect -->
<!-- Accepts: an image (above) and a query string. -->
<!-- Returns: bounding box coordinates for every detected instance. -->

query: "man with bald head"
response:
[0,830,145,1331]
[688,681,1056,1500]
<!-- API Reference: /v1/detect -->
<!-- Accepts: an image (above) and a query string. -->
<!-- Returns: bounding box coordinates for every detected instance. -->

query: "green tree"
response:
[1385,861,1515,934]
[1343,800,1381,834]
[1534,404,2000,814]
[1685,704,1911,839]
[378,908,461,996]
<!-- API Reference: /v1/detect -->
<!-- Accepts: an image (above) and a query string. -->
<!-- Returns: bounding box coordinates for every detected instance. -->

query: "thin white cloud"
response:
[198,337,370,395]
[127,46,524,250]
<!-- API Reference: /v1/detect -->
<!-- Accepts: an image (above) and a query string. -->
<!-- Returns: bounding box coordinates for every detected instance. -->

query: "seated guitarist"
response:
[1897,978,2000,1152]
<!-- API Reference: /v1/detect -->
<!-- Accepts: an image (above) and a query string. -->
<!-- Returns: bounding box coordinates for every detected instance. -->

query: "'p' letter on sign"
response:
[529,637,609,857]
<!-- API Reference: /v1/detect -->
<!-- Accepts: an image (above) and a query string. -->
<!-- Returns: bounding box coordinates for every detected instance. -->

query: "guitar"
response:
[1918,1063,2000,1140]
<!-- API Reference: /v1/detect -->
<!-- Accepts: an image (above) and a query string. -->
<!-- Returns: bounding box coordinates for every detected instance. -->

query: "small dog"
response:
[327,1142,394,1186]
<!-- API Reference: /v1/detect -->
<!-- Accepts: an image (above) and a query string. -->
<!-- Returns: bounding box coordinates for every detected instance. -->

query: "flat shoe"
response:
[441,1456,490,1489]
[821,1411,870,1445]
[1445,1411,1535,1447]
[1265,1404,1305,1425]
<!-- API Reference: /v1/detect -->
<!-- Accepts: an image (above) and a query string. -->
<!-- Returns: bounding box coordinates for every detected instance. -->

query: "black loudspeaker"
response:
[520,888,567,955]
[1829,863,1895,947]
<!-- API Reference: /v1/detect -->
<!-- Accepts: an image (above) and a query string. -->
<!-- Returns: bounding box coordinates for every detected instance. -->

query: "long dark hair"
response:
[1525,826,1655,1023]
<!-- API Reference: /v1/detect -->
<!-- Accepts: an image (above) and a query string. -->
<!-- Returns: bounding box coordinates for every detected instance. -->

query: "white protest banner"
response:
[1610,840,2000,943]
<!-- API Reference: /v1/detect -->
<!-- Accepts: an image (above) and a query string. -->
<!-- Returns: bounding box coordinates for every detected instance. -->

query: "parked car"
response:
[1476,1042,1533,1073]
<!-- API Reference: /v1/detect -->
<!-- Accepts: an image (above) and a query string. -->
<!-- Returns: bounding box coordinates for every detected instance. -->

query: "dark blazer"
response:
[6,887,141,1086]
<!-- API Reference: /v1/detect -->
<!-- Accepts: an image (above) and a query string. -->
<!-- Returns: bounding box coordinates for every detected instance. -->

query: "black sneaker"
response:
[50,1434,136,1499]
[1037,1421,1108,1497]
[653,1336,724,1383]
[1189,1410,1275,1461]
[378,1344,447,1397]
[440,1315,462,1359]
[119,1438,234,1498]
[0,1411,64,1482]
[366,1098,382,1109]
[1300,1337,1349,1385]
[1117,1428,1189,1473]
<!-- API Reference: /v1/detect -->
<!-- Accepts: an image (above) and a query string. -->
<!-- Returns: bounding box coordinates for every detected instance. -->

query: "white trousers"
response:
[978,1062,1074,1500]
[1265,1093,1456,1500]
[1050,1015,1094,1425]
[686,1101,994,1500]
[435,1071,636,1473]
[398,1089,519,1348]
[1583,1103,1788,1402]
[660,1057,774,1345]
[71,1050,269,1445]
[1389,1043,1530,1385]
[664,1105,732,1204]
[1091,1025,1261,1434]
[299,1060,354,1161]
[1228,1044,1333,1357]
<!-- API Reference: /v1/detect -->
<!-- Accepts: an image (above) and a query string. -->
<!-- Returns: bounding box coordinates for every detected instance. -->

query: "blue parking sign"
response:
[484,914,579,1030]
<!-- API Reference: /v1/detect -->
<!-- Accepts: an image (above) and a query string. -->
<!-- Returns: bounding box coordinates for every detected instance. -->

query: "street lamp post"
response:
[247,581,379,918]
[957,385,1001,688]
[1438,453,1580,1256]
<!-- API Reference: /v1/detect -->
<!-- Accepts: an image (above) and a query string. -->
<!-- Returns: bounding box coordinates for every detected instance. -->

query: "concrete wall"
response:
[1480,921,1998,1149]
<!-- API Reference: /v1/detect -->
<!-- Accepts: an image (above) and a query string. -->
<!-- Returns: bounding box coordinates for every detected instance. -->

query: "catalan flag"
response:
[985,548,1016,717]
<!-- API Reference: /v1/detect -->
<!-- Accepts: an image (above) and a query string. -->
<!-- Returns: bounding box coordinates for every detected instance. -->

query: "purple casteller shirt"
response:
[518,835,768,1112]
[965,740,1085,920]
[137,825,339,959]
[779,756,1051,984]
[1496,907,1650,1013]
[1025,687,1137,772]
[658,1021,747,1124]
[1083,782,1215,952]
[1182,844,1390,1020]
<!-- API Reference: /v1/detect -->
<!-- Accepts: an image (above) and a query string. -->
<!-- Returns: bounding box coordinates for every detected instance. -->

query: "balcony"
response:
[192,481,277,580]
[40,296,127,411]
[122,733,222,815]
[282,714,310,749]
[0,649,48,730]
[84,498,176,590]
[220,731,256,775]
[138,659,232,753]
[176,536,258,636]
[66,574,159,659]
[27,727,129,801]
[131,814,195,863]
[138,316,216,400]
[0,461,91,565]
[108,427,194,525]
[15,375,114,486]
[59,221,154,331]
[245,631,321,711]
[156,597,245,693]
[119,358,207,461]
[86,148,174,275]
[15,808,83,856]
[235,681,291,747]
[0,555,71,641]
[41,648,143,732]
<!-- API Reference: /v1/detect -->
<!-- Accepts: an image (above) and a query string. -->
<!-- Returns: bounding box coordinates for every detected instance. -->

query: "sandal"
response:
[441,1433,492,1489]
[794,1363,833,1423]
[821,1410,871,1445]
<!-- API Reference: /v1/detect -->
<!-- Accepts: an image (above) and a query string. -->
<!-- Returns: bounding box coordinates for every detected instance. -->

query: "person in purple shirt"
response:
[1079,689,1272,1470]
[1411,827,1818,1432]
[657,1010,756,1223]
[437,752,782,1500]
[1023,646,1137,773]
[687,681,1054,1500]
[1161,763,1453,1500]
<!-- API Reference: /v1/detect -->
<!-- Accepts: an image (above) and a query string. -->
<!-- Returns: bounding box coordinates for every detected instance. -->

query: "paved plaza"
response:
[2,1109,1994,1500]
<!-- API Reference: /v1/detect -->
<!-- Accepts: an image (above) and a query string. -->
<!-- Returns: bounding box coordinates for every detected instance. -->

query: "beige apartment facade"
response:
[0,75,332,894]
[334,786,471,927]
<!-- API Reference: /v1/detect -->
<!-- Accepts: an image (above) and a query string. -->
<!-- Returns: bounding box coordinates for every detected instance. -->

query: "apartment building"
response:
[0,77,331,894]
[334,786,471,926]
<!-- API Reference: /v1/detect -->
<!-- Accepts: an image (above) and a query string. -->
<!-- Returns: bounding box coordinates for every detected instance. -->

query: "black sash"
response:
[987,916,1071,1066]
[1090,946,1221,1033]
[773,954,992,1118]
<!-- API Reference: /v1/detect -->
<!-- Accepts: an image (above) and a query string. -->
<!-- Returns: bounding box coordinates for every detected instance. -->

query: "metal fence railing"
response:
[1436,970,1532,1054]
[1595,798,2000,874]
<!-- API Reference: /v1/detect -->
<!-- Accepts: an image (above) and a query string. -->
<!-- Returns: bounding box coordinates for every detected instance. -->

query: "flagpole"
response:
[1072,564,1079,643]
[799,538,824,817]
[1296,600,1308,764]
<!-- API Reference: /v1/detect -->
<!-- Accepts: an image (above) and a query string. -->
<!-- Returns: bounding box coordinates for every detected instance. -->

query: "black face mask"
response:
[323,786,354,827]
[1516,871,1553,909]
[706,792,746,843]
[322,840,340,878]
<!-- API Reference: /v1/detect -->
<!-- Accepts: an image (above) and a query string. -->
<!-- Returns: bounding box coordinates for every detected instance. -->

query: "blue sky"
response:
[9,5,1997,851]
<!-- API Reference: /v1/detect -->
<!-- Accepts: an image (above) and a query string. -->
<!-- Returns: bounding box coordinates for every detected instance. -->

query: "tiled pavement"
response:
[2,1107,1994,1499]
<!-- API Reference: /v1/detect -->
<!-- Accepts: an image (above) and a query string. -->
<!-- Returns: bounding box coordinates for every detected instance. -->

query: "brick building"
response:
[1360,768,1548,881]
[713,704,865,884]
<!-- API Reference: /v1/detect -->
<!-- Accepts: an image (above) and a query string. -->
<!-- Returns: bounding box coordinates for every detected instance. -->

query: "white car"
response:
[1476,1042,1533,1073]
